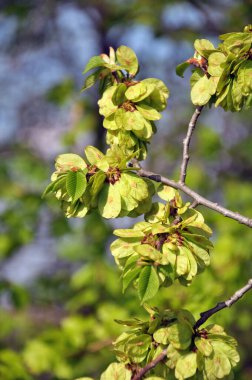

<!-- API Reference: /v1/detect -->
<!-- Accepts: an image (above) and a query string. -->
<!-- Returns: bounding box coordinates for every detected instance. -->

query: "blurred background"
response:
[0,1,252,379]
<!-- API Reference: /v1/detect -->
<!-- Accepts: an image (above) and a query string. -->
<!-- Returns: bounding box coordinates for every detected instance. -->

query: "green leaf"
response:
[191,76,215,106]
[182,233,213,250]
[127,334,152,359]
[98,85,118,117]
[83,55,106,74]
[110,238,140,260]
[123,110,147,132]
[81,68,110,92]
[85,145,109,171]
[55,153,87,172]
[143,78,169,111]
[194,39,215,58]
[153,327,171,345]
[101,362,132,380]
[195,337,213,356]
[156,321,192,350]
[176,251,189,276]
[138,266,160,303]
[66,171,87,202]
[186,241,210,266]
[175,352,197,379]
[72,202,89,218]
[145,202,167,223]
[133,80,156,101]
[125,82,147,101]
[136,103,161,120]
[112,83,127,105]
[207,52,226,77]
[90,171,106,198]
[135,244,162,262]
[116,45,139,76]
[190,68,204,88]
[176,62,190,78]
[113,229,144,238]
[98,182,121,218]
[157,184,177,201]
[122,266,141,292]
[42,181,57,198]
[204,351,232,378]
[126,173,149,201]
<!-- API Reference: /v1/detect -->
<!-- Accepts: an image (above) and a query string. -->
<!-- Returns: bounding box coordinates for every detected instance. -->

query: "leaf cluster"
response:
[98,306,239,380]
[111,184,212,303]
[177,25,252,111]
[83,45,169,160]
[43,146,153,218]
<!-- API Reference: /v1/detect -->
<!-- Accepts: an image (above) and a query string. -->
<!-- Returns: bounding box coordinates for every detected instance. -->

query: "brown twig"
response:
[179,106,203,184]
[131,349,168,380]
[138,168,252,228]
[194,278,252,330]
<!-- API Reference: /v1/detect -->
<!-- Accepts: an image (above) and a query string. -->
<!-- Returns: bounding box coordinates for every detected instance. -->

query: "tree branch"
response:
[194,278,252,330]
[137,168,252,228]
[179,106,203,184]
[131,348,168,380]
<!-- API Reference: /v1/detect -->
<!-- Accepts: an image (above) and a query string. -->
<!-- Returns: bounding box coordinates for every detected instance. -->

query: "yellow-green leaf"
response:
[101,362,132,380]
[138,266,160,303]
[66,171,87,202]
[116,46,139,76]
[98,182,121,218]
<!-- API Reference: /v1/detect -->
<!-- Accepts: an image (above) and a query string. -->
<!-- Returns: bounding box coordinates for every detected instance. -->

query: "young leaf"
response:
[194,39,215,58]
[83,55,106,74]
[122,266,141,293]
[191,76,214,106]
[98,182,121,218]
[66,171,87,203]
[89,171,106,196]
[100,363,132,380]
[138,266,160,303]
[175,352,197,379]
[195,337,213,357]
[42,181,57,198]
[136,103,161,120]
[113,229,144,238]
[85,146,109,171]
[55,153,86,172]
[176,61,190,78]
[116,45,139,76]
[207,52,226,77]
[125,82,147,101]
[135,244,162,262]
[81,68,109,92]
[112,83,127,105]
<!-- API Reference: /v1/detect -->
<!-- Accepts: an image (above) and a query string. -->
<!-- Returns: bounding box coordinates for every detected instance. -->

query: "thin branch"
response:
[131,348,168,380]
[194,278,252,330]
[138,168,252,228]
[179,106,203,184]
